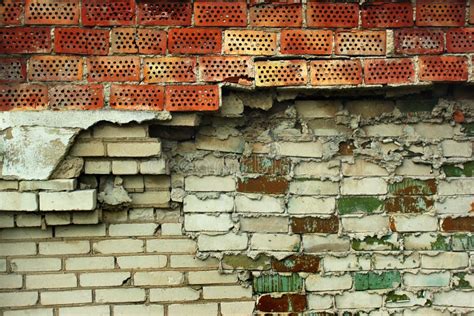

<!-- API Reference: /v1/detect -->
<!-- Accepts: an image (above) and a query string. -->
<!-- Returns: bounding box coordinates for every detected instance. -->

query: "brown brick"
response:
[442,217,474,232]
[257,294,306,313]
[385,197,434,214]
[291,216,339,234]
[238,176,288,194]
[272,254,320,273]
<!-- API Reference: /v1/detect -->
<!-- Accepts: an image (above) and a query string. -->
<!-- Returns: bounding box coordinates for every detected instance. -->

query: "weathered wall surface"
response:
[0,86,473,315]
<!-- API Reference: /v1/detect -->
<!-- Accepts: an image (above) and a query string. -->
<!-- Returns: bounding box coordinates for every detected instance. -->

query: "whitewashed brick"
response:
[184,214,234,232]
[439,179,474,195]
[391,214,438,232]
[0,275,22,289]
[26,274,76,289]
[436,196,474,214]
[288,197,335,215]
[235,194,284,214]
[184,194,234,213]
[0,192,38,211]
[303,234,350,252]
[341,178,387,195]
[441,140,472,157]
[66,257,114,270]
[59,306,109,316]
[107,141,161,157]
[0,242,36,256]
[341,215,390,234]
[147,239,197,253]
[433,291,474,307]
[374,253,420,270]
[4,308,53,316]
[185,176,235,192]
[289,180,339,195]
[250,233,300,251]
[188,271,238,285]
[221,302,255,316]
[198,233,248,251]
[84,160,111,174]
[168,303,218,316]
[95,288,145,303]
[39,190,96,211]
[114,305,164,316]
[323,255,371,272]
[80,272,130,287]
[93,239,143,254]
[403,272,450,287]
[307,294,333,310]
[134,271,184,286]
[203,285,252,300]
[150,287,200,302]
[0,292,38,307]
[240,216,288,233]
[19,180,76,191]
[112,160,139,175]
[139,159,168,175]
[305,274,352,291]
[109,223,158,236]
[11,258,61,272]
[336,292,383,309]
[342,160,388,176]
[117,255,167,269]
[293,161,340,178]
[39,241,89,255]
[404,233,444,250]
[170,255,219,269]
[421,253,468,269]
[41,290,91,305]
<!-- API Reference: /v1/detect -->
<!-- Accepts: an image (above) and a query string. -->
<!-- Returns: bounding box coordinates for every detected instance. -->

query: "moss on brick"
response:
[462,123,474,137]
[352,235,399,251]
[253,273,304,294]
[430,235,451,251]
[452,234,474,251]
[222,254,271,270]
[388,178,436,195]
[443,162,474,177]
[337,196,384,215]
[354,271,401,290]
[453,272,472,289]
[386,290,410,303]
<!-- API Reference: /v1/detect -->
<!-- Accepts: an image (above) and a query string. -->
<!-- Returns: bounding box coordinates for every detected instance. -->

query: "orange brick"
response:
[25,0,79,25]
[416,0,465,27]
[364,58,415,85]
[310,60,362,86]
[54,28,110,55]
[361,2,413,28]
[199,56,254,85]
[82,0,135,26]
[447,28,474,53]
[137,0,192,26]
[256,60,308,87]
[28,56,83,82]
[49,84,104,110]
[0,27,51,54]
[280,30,332,55]
[111,28,166,55]
[0,84,48,111]
[0,0,25,25]
[0,58,27,83]
[307,2,359,28]
[165,85,219,111]
[87,57,140,82]
[250,3,302,27]
[419,56,468,82]
[110,85,164,110]
[194,1,247,27]
[335,31,386,56]
[143,57,197,83]
[168,28,221,54]
[223,30,277,56]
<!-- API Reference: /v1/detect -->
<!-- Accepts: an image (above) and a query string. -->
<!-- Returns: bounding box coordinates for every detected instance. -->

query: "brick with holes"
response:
[0,84,48,111]
[447,28,474,53]
[419,56,468,82]
[256,60,308,87]
[250,3,302,27]
[49,85,104,110]
[416,0,465,27]
[137,0,192,26]
[199,56,254,85]
[194,1,247,27]
[336,31,386,56]
[143,57,196,83]
[82,0,135,26]
[25,0,79,25]
[0,58,27,83]
[168,28,221,55]
[0,27,51,54]
[364,58,415,85]
[471,0,474,24]
[306,2,359,28]
[54,28,110,55]
[361,2,413,28]
[165,85,219,112]
[223,30,277,56]
[0,0,24,25]
[111,28,167,55]
[394,29,444,55]
[280,30,332,55]
[28,56,83,82]
[110,85,164,111]
[310,60,362,86]
[86,57,140,82]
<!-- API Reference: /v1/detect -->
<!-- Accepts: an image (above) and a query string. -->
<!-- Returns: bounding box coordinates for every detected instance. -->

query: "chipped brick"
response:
[137,0,192,26]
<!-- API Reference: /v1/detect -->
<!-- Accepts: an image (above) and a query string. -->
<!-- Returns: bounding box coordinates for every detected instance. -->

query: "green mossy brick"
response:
[462,123,474,137]
[354,273,369,290]
[452,234,474,251]
[386,290,410,303]
[453,272,472,289]
[388,178,436,195]
[352,235,400,251]
[252,273,304,294]
[354,271,401,291]
[396,98,437,113]
[222,254,271,270]
[430,235,451,251]
[443,162,474,177]
[337,196,384,215]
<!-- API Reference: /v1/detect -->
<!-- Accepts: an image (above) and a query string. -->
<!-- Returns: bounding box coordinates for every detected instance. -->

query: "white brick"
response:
[93,124,147,138]
[93,239,143,254]
[161,223,183,236]
[421,253,468,269]
[80,272,130,287]
[134,271,184,286]
[0,242,36,256]
[288,197,335,215]
[363,124,404,137]
[0,275,22,289]
[84,160,111,174]
[336,292,383,309]
[0,180,18,190]
[373,253,420,270]
[220,302,255,316]
[441,140,472,157]
[114,305,164,316]
[107,141,161,157]
[198,233,248,251]
[112,160,139,175]
[391,214,438,232]
[240,216,288,233]
[307,294,333,310]
[139,159,168,175]
[170,255,219,269]
[55,224,106,238]
[396,160,434,176]
[305,274,352,291]
[203,285,252,299]
[0,259,6,272]
[342,160,388,176]
[404,308,450,316]
[0,292,38,307]
[59,306,109,316]
[438,179,474,195]
[341,215,390,234]
[295,100,341,118]
[276,141,323,158]
[19,180,76,191]
[0,227,52,240]
[0,213,14,228]
[39,190,96,211]
[323,255,371,272]
[168,303,218,316]
[129,208,154,221]
[341,178,387,195]
[44,213,70,226]
[195,135,244,153]
[39,241,90,255]
[109,223,158,236]
[250,233,300,251]
[414,123,455,139]
[5,309,53,316]
[131,191,169,207]
[70,141,105,157]
[41,290,91,305]
[293,161,340,178]
[303,234,350,252]
[11,258,61,272]
[436,196,474,214]
[184,214,234,232]
[66,257,114,270]
[184,194,234,213]
[0,192,38,211]
[185,176,235,192]
[144,175,170,190]
[433,291,474,307]
[150,287,200,302]
[404,233,444,250]
[147,239,197,253]
[117,255,167,269]
[289,180,338,195]
[188,271,238,285]
[403,272,450,287]
[26,274,76,289]
[235,194,284,214]
[16,214,41,227]
[95,288,145,303]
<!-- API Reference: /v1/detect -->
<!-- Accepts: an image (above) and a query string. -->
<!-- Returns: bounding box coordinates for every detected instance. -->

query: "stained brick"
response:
[447,28,474,53]
[223,30,277,56]
[199,56,254,84]
[416,0,465,27]
[222,254,271,270]
[257,294,306,313]
[442,217,474,232]
[165,85,219,112]
[137,0,192,26]
[237,176,288,194]
[338,197,384,215]
[25,0,79,25]
[144,57,196,83]
[443,162,474,177]
[271,255,320,273]
[253,274,303,293]
[290,216,339,234]
[111,28,166,55]
[394,29,444,55]
[355,271,401,291]
[388,178,437,195]
[361,2,413,28]
[0,0,24,25]
[336,31,386,56]
[385,196,434,214]
[28,56,82,82]
[194,1,247,27]
[256,60,308,87]
[364,58,415,85]
[280,30,332,55]
[87,57,140,82]
[0,58,27,83]
[0,84,48,111]
[0,27,51,54]
[54,28,109,55]
[310,60,362,86]
[82,0,135,26]
[110,85,164,111]
[307,2,358,28]
[419,56,468,82]
[168,28,221,55]
[250,3,302,27]
[240,155,290,175]
[49,85,104,110]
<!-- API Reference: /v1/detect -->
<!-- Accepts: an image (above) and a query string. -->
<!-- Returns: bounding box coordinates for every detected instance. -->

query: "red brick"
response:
[237,176,288,194]
[0,84,48,111]
[223,30,277,56]
[28,56,82,82]
[310,60,362,86]
[111,28,166,55]
[280,30,332,55]
[272,254,320,273]
[110,84,164,111]
[137,0,192,26]
[49,84,103,110]
[257,294,307,313]
[54,27,109,55]
[25,0,79,25]
[165,85,219,112]
[0,27,51,54]
[361,2,413,28]
[0,0,24,25]
[416,0,465,27]
[442,217,474,232]
[394,29,444,55]
[0,58,27,83]
[143,57,197,83]
[364,58,415,85]
[335,31,386,56]
[419,56,468,82]
[291,216,339,234]
[250,0,301,4]
[86,57,140,82]
[194,1,247,27]
[250,3,302,27]
[82,0,135,26]
[307,2,359,28]
[199,56,254,85]
[168,28,221,55]
[447,28,474,53]
[256,60,308,87]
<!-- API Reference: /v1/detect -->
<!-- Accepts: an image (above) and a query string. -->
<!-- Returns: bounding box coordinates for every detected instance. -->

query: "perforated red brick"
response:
[223,30,277,56]
[0,0,24,25]
[447,28,474,53]
[144,57,196,83]
[471,0,474,24]
[0,84,48,111]
[28,56,82,82]
[335,31,386,56]
[306,2,359,28]
[137,0,192,26]
[280,30,332,55]
[168,28,221,55]
[361,2,413,28]
[250,3,302,27]
[364,58,415,85]
[310,60,362,86]
[111,28,166,55]
[49,84,104,110]
[86,57,139,82]
[250,0,301,4]
[419,56,468,82]
[111,27,138,54]
[394,29,444,55]
[256,60,308,87]
[194,1,247,27]
[199,56,254,85]
[54,28,109,55]
[82,0,135,26]
[0,27,51,53]
[25,0,79,25]
[110,84,164,110]
[0,58,27,83]
[165,85,219,112]
[416,0,465,27]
